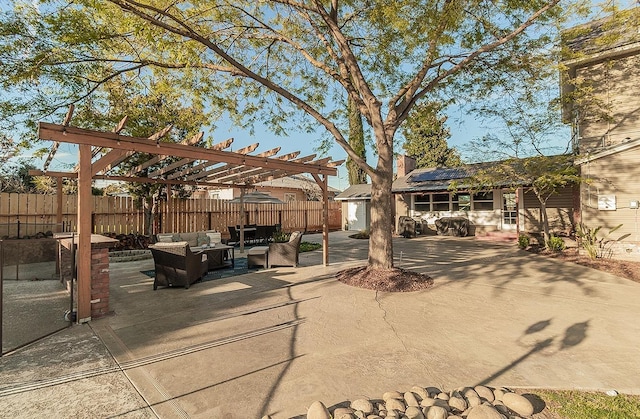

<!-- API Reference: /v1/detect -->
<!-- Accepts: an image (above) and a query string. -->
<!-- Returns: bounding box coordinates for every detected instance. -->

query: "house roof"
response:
[562,8,640,67]
[575,137,640,164]
[334,184,371,200]
[255,174,340,193]
[392,165,482,193]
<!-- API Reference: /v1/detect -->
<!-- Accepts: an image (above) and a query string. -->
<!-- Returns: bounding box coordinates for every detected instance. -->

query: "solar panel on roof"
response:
[409,168,470,182]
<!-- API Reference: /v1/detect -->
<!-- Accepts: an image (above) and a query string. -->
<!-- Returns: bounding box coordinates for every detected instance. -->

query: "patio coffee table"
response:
[195,244,234,270]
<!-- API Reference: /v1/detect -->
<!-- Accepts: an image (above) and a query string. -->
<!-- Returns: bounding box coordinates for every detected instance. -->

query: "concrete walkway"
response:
[1,231,640,418]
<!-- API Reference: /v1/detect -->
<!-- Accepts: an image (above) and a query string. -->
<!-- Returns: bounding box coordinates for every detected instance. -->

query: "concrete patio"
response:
[1,231,639,418]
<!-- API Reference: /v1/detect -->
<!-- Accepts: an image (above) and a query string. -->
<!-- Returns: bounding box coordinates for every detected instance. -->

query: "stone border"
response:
[108,249,152,263]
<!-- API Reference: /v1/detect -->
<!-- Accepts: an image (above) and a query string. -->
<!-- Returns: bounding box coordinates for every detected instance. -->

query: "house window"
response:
[453,193,471,211]
[284,193,296,202]
[432,193,450,211]
[472,191,494,210]
[414,194,431,212]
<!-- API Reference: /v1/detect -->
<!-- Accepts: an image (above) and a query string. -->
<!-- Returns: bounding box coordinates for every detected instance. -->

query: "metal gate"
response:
[1,237,73,356]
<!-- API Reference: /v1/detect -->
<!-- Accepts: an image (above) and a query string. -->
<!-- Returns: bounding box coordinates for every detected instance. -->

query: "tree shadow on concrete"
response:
[477,318,590,387]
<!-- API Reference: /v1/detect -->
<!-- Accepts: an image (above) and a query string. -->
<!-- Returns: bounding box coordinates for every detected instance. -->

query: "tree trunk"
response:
[368,144,395,269]
[143,196,154,237]
[539,199,550,246]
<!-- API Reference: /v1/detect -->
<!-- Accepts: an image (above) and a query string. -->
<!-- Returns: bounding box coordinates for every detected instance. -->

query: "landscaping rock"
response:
[385,397,406,412]
[502,392,534,417]
[351,399,374,414]
[307,401,331,419]
[474,386,495,402]
[411,386,429,401]
[466,404,503,419]
[300,385,545,419]
[405,405,425,419]
[448,396,467,413]
[334,407,355,417]
[384,391,404,401]
[405,391,420,407]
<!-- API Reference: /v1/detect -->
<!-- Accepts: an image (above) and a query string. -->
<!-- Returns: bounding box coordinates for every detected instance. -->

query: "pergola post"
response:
[312,173,330,266]
[77,144,93,323]
[322,175,329,266]
[56,177,63,232]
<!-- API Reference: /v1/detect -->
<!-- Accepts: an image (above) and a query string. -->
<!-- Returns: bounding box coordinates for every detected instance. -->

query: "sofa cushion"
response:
[179,232,199,247]
[157,233,174,243]
[289,231,302,243]
[197,233,210,246]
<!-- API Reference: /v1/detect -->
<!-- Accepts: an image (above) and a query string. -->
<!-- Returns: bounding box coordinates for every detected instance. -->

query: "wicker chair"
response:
[149,242,208,290]
[268,231,303,268]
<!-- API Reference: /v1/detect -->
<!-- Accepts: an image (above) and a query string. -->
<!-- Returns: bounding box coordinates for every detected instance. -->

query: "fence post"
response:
[16,219,20,239]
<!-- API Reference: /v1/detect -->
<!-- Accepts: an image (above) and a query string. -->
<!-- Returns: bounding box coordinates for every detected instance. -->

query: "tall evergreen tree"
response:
[402,102,461,168]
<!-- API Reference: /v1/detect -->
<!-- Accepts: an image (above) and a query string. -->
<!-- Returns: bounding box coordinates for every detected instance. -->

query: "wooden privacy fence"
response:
[0,193,342,238]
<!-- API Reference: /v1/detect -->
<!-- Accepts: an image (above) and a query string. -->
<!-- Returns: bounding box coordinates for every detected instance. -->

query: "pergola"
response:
[33,108,342,322]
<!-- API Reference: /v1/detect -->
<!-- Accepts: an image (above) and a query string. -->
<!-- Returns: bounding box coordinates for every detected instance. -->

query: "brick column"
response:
[57,234,118,322]
[90,247,110,318]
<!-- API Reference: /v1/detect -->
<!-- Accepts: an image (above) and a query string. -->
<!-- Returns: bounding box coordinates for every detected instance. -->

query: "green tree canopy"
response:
[0,0,585,270]
[402,102,461,168]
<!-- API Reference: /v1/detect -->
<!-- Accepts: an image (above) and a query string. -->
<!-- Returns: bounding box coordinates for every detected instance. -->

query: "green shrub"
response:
[299,242,321,252]
[518,234,530,249]
[547,235,566,252]
[272,231,290,243]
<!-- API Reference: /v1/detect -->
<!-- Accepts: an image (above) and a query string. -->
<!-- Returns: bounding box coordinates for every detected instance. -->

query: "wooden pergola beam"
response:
[166,143,259,180]
[28,170,254,189]
[39,123,336,176]
[208,151,302,184]
[125,131,205,176]
[186,147,284,182]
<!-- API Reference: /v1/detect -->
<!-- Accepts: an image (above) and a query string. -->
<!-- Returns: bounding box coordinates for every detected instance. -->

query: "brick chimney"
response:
[397,154,416,177]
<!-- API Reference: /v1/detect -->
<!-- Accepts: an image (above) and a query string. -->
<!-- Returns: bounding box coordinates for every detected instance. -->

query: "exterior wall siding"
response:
[396,188,575,236]
[580,148,640,247]
[576,54,640,153]
[522,187,576,235]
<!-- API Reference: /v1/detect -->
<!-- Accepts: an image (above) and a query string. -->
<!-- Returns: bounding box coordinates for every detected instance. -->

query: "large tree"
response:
[1,0,578,270]
[402,102,461,168]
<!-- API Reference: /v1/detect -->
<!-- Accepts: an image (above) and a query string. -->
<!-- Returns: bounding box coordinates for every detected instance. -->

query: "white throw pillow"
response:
[206,232,222,245]
[157,234,174,243]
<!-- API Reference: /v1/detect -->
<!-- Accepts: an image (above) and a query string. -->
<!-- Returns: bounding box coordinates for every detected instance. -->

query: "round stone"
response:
[492,388,505,402]
[448,396,467,413]
[463,388,479,399]
[436,392,450,401]
[334,407,355,417]
[466,395,481,408]
[405,406,425,419]
[411,386,429,401]
[405,391,420,407]
[351,399,374,415]
[423,405,448,419]
[474,386,495,402]
[307,401,331,419]
[466,404,503,419]
[383,391,404,401]
[502,392,534,417]
[385,397,406,412]
[420,398,437,407]
[335,414,355,419]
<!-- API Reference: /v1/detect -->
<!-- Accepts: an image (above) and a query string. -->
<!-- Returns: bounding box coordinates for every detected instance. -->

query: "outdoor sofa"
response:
[149,241,208,290]
[268,231,303,268]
